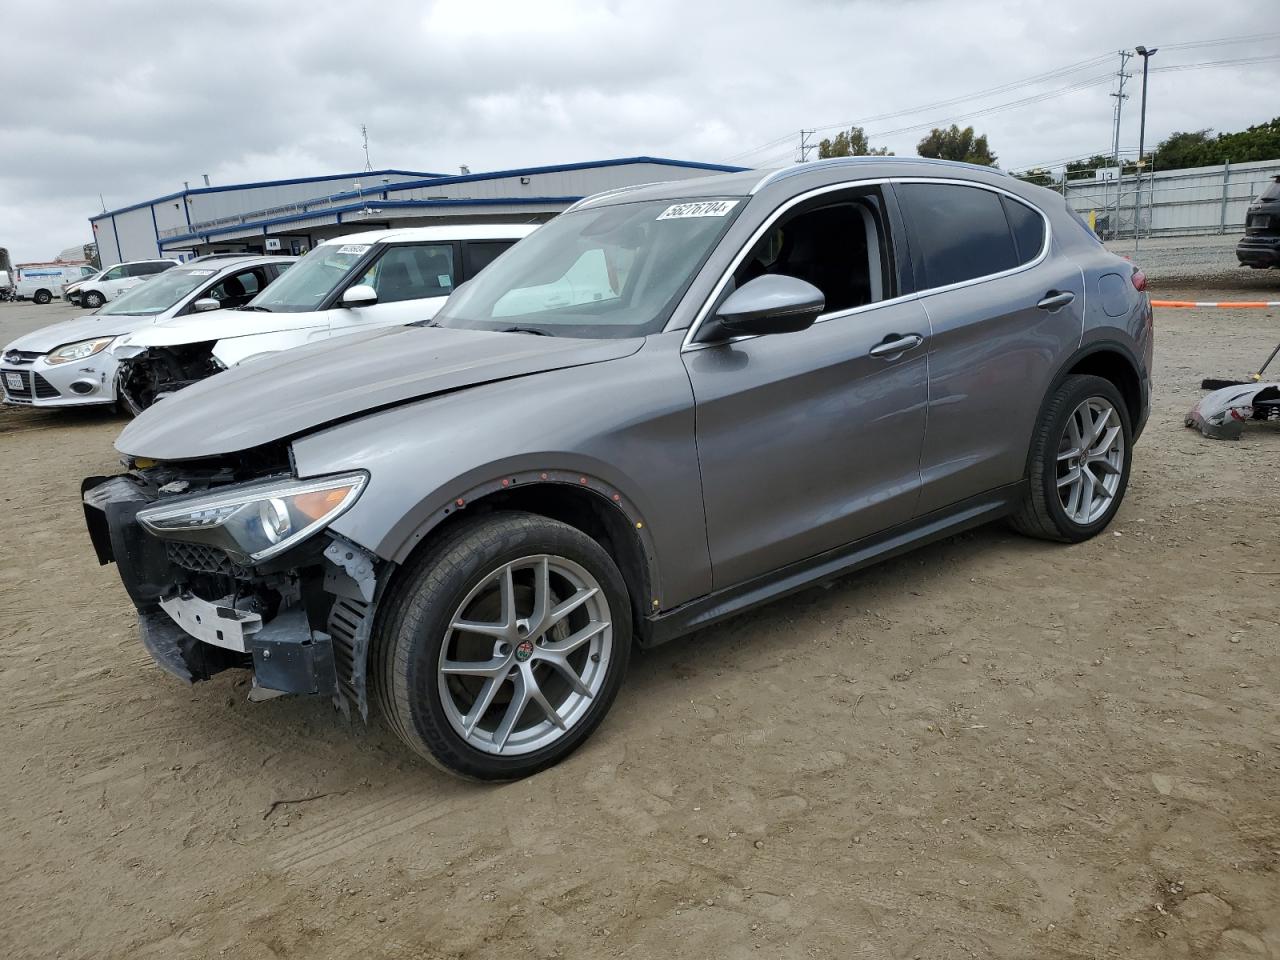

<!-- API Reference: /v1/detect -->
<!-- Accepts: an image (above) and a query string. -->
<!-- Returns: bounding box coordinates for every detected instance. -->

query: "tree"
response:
[916,125,997,166]
[817,126,893,159]
[1141,118,1280,171]
[1011,168,1056,188]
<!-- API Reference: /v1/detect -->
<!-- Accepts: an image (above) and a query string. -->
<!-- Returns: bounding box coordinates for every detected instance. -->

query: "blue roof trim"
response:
[158,196,582,246]
[90,168,444,222]
[94,158,743,223]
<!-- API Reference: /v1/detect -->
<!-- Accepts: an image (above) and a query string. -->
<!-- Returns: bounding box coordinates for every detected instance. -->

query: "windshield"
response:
[1262,178,1280,202]
[98,268,218,316]
[432,197,744,338]
[246,242,370,312]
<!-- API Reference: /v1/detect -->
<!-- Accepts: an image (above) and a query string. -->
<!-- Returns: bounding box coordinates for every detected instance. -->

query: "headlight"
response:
[137,472,367,563]
[47,337,114,365]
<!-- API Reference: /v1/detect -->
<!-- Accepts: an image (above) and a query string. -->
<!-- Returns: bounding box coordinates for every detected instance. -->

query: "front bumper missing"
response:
[83,474,370,705]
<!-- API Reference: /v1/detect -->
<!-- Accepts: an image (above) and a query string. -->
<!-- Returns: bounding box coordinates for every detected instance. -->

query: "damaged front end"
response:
[1185,382,1280,440]
[115,342,223,413]
[83,451,383,718]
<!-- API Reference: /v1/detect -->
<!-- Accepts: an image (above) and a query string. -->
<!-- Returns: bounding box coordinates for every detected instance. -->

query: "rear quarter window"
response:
[897,182,1018,289]
[1001,196,1047,264]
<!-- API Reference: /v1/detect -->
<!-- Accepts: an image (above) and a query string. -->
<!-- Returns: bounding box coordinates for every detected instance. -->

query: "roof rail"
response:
[751,155,1009,194]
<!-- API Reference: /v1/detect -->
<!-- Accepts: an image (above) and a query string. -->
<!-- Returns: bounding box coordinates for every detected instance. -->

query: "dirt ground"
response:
[2,274,1278,960]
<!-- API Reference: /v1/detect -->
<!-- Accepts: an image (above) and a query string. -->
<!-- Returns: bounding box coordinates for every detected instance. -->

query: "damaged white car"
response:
[113,224,538,413]
[2,255,292,409]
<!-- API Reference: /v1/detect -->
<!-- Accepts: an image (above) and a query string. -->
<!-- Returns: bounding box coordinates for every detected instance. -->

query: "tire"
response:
[33,289,52,305]
[1011,374,1132,543]
[82,290,105,309]
[372,511,632,780]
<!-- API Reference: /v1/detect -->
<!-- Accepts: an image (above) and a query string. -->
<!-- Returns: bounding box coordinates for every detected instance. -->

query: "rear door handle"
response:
[1037,290,1076,311]
[868,333,924,359]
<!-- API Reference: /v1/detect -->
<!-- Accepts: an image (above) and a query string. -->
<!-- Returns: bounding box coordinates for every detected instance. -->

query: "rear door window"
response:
[896,183,1018,289]
[462,240,517,280]
[1001,196,1047,265]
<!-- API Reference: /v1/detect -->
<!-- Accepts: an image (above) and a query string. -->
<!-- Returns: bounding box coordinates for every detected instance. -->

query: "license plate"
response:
[3,372,22,391]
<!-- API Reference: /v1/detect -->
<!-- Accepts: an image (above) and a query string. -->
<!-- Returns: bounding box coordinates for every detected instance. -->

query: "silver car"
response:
[83,157,1152,780]
[2,255,293,408]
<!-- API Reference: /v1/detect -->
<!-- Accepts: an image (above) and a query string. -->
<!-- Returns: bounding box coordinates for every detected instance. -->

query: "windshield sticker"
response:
[185,269,216,276]
[336,244,371,256]
[438,274,452,287]
[656,200,740,221]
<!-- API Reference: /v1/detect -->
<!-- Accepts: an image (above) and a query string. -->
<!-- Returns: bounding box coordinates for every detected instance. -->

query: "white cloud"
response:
[1,0,1276,260]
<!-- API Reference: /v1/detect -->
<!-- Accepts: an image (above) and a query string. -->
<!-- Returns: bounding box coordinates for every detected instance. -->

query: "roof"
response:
[103,157,750,247]
[170,254,298,271]
[318,224,542,245]
[90,168,445,222]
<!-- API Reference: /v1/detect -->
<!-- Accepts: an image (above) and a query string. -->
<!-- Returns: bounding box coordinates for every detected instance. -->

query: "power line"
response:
[724,51,1114,161]
[1154,31,1280,51]
[1151,53,1280,73]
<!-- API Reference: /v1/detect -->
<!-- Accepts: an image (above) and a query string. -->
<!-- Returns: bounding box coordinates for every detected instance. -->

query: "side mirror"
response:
[192,298,221,312]
[705,274,825,340]
[341,284,378,307]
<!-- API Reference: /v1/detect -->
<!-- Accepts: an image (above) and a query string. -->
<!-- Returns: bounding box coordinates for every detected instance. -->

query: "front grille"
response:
[2,369,59,401]
[2,369,32,401]
[2,350,40,365]
[166,541,251,578]
[33,373,59,399]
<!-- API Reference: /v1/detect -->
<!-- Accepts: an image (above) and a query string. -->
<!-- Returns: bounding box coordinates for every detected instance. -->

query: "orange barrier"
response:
[1151,300,1280,308]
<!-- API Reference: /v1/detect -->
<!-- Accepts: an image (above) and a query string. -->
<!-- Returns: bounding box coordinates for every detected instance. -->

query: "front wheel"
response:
[373,512,632,780]
[82,290,105,309]
[1011,374,1132,542]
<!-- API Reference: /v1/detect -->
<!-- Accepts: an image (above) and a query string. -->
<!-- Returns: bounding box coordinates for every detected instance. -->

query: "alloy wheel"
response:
[437,554,613,756]
[1056,397,1124,525]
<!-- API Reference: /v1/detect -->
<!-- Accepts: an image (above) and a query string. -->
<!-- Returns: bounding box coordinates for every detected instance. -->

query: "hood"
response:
[119,307,325,350]
[116,325,644,459]
[5,313,152,354]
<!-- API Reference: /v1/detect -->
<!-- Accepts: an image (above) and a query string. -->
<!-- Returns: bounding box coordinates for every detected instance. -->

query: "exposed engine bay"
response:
[116,343,223,413]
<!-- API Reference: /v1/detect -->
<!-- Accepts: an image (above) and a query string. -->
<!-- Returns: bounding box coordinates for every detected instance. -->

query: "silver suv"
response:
[82,158,1152,780]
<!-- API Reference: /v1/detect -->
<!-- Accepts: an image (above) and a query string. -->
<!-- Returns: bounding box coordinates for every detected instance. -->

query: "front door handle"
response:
[868,333,924,359]
[1037,290,1076,311]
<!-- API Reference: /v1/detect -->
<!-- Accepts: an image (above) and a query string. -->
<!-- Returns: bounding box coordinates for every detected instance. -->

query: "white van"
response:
[114,224,538,411]
[15,262,97,304]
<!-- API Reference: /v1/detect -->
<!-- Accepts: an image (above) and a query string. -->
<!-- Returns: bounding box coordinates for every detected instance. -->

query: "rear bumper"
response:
[82,475,355,700]
[1236,237,1280,268]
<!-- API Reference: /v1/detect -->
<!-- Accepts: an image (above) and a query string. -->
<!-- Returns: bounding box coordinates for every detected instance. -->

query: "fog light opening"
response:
[69,379,96,395]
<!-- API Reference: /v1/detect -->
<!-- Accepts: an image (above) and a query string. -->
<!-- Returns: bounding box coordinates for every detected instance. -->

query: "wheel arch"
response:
[1024,340,1144,473]
[388,471,662,642]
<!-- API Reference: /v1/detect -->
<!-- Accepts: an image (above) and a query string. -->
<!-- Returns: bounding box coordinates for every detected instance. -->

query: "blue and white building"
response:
[91,157,746,263]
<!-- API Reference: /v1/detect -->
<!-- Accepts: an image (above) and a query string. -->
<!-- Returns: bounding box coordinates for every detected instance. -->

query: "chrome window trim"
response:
[676,176,1052,352]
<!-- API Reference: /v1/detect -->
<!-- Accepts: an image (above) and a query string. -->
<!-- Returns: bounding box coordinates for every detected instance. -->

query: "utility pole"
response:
[1133,45,1158,255]
[1108,50,1132,240]
[797,129,816,164]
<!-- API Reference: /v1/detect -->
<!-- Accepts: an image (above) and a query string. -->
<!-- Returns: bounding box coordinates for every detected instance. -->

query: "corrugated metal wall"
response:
[1064,158,1280,237]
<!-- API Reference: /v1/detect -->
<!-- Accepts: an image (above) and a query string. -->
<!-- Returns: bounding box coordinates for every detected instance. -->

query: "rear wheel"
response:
[82,290,105,309]
[373,512,632,780]
[33,289,52,305]
[1011,374,1132,542]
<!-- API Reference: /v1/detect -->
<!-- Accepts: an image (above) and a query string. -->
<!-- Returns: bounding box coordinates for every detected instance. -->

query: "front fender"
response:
[288,335,712,607]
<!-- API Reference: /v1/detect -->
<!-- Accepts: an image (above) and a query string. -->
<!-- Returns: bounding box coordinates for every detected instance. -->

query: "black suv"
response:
[1237,175,1280,269]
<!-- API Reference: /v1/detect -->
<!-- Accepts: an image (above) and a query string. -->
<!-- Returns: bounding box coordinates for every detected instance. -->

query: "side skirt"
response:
[642,481,1026,647]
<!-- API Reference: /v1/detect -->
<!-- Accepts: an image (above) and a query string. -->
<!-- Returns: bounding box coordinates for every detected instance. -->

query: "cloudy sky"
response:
[3,0,1277,261]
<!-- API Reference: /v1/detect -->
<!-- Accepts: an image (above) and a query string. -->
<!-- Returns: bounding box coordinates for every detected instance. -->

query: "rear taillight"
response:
[1131,269,1147,292]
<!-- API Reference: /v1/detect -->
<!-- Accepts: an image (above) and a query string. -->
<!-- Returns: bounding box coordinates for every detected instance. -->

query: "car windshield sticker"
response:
[186,269,216,277]
[438,274,452,287]
[656,200,740,220]
[336,244,371,256]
